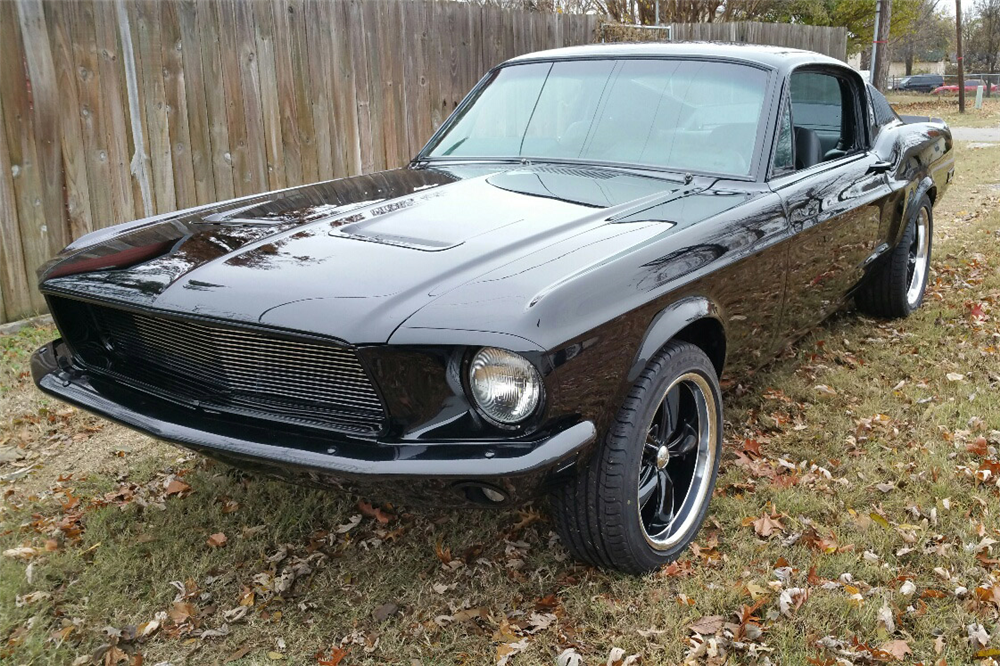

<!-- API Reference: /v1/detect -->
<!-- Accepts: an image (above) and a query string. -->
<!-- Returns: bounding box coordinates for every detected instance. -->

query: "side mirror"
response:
[867,160,892,175]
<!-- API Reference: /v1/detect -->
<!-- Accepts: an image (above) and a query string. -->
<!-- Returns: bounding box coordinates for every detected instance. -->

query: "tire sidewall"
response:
[899,196,934,315]
[612,346,723,569]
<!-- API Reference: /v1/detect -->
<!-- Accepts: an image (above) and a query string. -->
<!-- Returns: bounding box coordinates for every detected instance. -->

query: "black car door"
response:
[769,68,892,341]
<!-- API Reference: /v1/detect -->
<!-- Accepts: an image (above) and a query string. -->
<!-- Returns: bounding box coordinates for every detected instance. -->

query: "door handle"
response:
[867,160,893,175]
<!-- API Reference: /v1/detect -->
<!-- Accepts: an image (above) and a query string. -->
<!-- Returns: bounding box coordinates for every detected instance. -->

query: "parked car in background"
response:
[896,74,945,93]
[932,79,990,94]
[32,43,955,574]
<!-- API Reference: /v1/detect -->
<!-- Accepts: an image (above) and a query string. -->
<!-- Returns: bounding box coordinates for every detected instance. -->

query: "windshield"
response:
[424,59,770,177]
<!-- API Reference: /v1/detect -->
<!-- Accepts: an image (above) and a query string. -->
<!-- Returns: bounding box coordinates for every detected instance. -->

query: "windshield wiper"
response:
[440,137,468,156]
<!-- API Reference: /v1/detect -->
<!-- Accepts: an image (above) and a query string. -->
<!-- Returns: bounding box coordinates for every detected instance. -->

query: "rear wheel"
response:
[551,341,722,574]
[856,195,932,318]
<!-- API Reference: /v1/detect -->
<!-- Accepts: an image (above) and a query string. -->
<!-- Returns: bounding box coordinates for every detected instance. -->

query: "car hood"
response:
[40,164,740,344]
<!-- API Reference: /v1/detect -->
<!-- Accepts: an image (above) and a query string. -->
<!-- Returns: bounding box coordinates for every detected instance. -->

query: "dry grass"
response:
[2,144,1000,666]
[886,92,1000,129]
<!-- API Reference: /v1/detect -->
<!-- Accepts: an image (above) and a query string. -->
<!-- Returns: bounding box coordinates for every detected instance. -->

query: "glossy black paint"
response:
[33,43,954,505]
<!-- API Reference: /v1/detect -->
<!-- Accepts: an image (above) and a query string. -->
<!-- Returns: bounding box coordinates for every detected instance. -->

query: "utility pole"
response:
[955,0,965,113]
[870,0,881,81]
[871,0,892,92]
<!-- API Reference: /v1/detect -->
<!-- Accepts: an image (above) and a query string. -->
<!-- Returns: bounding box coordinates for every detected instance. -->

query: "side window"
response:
[773,97,794,174]
[789,71,857,169]
[868,84,900,140]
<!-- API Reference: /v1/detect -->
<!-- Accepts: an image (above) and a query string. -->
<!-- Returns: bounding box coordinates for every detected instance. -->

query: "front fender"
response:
[627,296,725,383]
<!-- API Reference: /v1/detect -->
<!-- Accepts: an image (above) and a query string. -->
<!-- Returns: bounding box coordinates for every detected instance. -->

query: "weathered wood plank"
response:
[0,89,34,321]
[176,0,216,204]
[347,0,374,173]
[0,0,49,313]
[306,0,335,180]
[160,0,197,210]
[251,0,285,190]
[47,1,93,239]
[65,0,115,231]
[16,0,69,253]
[270,0,303,186]
[215,0,253,196]
[197,0,234,200]
[331,0,361,176]
[131,0,172,215]
[361,0,386,171]
[233,0,268,193]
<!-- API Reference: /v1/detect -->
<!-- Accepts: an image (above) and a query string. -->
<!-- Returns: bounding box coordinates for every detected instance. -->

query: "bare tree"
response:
[965,0,1000,73]
[896,0,951,75]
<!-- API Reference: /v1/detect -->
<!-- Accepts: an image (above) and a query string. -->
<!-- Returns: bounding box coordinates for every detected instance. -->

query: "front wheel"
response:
[551,341,723,574]
[856,194,933,318]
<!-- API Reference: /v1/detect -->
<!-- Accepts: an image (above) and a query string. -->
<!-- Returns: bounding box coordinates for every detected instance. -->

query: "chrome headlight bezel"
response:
[466,347,544,427]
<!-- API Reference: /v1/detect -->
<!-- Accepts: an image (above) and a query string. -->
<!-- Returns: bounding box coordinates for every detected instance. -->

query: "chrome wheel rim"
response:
[637,372,717,550]
[906,207,930,308]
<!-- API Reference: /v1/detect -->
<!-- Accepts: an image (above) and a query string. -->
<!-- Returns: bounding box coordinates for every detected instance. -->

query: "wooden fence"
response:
[0,1,849,324]
[0,0,598,323]
[598,21,848,62]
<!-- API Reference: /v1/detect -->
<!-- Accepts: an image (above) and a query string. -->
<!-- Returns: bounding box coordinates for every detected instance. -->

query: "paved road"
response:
[950,126,1000,142]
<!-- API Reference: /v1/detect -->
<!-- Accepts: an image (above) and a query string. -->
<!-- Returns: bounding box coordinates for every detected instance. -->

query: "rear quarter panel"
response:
[874,120,954,250]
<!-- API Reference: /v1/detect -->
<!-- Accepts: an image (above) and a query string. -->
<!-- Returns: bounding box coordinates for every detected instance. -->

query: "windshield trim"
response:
[414,56,778,183]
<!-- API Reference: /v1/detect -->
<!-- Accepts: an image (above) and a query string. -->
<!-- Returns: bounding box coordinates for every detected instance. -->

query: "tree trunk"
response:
[872,0,893,92]
[905,51,913,76]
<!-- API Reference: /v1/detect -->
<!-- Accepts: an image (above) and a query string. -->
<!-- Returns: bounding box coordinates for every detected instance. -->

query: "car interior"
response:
[787,70,859,171]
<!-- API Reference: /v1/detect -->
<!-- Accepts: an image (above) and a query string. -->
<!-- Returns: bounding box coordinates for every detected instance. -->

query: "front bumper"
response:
[31,339,596,505]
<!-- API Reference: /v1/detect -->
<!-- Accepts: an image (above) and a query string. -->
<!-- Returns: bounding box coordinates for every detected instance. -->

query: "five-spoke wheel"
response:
[551,341,722,574]
[637,373,716,550]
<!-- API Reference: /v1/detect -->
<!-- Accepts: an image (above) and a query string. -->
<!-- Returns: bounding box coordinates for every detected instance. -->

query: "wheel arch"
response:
[628,297,727,383]
[890,176,935,248]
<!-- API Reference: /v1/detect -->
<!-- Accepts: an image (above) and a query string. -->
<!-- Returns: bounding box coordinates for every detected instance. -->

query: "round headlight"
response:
[468,347,542,425]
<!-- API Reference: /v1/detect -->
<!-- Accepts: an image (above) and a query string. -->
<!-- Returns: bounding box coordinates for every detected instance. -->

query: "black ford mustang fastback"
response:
[33,43,953,573]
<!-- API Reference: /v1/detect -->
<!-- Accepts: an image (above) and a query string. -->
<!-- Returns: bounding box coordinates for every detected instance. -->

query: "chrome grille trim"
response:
[53,297,386,434]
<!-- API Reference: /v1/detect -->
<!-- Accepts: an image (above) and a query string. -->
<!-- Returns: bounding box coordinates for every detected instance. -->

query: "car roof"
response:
[504,41,846,73]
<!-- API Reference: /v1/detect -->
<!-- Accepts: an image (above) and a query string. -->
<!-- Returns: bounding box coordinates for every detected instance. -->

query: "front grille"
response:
[50,296,386,434]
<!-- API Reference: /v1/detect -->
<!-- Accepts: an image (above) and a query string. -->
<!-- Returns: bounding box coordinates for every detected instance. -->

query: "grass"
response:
[886,91,1000,128]
[2,143,1000,665]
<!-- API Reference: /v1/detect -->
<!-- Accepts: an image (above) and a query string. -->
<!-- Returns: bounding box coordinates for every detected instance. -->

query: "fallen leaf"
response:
[556,648,583,666]
[169,601,195,624]
[3,547,38,560]
[357,499,393,524]
[877,604,895,633]
[207,532,228,548]
[335,515,362,534]
[267,651,285,661]
[946,372,965,382]
[605,646,640,666]
[224,645,252,663]
[496,637,529,666]
[165,478,191,496]
[688,615,724,635]
[315,647,349,666]
[880,640,911,660]
[747,512,784,538]
[779,587,808,616]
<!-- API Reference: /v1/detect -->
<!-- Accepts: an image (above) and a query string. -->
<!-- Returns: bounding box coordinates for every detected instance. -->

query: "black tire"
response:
[856,194,933,319]
[551,340,723,574]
